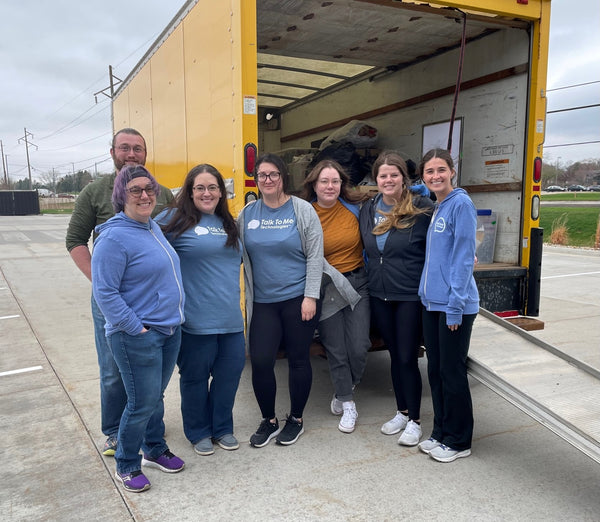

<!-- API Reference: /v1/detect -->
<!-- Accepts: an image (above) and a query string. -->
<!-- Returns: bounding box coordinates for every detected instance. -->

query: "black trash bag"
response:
[307,141,365,186]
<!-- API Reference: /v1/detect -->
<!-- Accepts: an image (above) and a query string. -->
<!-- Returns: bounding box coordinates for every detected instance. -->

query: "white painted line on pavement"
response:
[0,366,43,377]
[542,271,600,280]
[0,315,20,320]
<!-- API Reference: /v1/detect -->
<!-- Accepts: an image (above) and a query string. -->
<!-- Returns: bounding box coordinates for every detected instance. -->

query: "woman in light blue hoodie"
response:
[417,149,479,463]
[92,165,186,492]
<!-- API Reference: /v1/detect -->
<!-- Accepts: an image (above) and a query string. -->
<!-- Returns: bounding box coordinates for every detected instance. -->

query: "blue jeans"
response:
[178,331,246,444]
[108,326,181,474]
[91,295,127,437]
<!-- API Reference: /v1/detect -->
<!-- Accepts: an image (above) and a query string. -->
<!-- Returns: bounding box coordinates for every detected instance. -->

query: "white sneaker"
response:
[330,394,343,415]
[381,411,408,435]
[398,420,422,446]
[418,437,441,454]
[338,401,358,433]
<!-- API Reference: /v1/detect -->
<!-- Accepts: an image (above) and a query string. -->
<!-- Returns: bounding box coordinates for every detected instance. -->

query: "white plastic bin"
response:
[476,209,497,264]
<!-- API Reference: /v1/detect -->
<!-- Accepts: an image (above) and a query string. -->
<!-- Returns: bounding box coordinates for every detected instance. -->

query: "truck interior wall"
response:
[267,28,529,264]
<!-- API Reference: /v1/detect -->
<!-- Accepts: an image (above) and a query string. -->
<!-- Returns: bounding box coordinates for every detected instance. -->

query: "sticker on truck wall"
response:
[482,145,514,156]
[536,119,544,134]
[484,159,510,179]
[244,96,257,115]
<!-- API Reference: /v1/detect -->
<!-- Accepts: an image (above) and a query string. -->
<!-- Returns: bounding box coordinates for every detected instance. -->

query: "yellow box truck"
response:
[112,0,551,316]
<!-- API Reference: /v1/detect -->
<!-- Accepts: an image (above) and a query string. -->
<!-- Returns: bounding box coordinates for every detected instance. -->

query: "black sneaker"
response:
[249,418,281,448]
[276,415,304,445]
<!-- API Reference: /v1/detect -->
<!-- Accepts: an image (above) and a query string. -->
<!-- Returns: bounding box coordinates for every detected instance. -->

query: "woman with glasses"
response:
[238,153,324,447]
[92,165,186,493]
[301,160,370,434]
[359,151,434,447]
[156,164,245,457]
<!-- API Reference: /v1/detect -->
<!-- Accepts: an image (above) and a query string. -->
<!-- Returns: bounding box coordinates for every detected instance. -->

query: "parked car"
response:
[545,185,566,192]
[567,185,587,192]
[587,185,600,192]
[56,193,76,199]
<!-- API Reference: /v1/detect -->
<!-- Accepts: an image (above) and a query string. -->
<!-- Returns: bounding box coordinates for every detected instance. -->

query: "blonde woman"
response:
[359,151,433,446]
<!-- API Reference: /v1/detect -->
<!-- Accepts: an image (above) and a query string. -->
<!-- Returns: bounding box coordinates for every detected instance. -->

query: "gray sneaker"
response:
[216,434,239,451]
[193,437,214,456]
[418,437,441,454]
[429,443,471,462]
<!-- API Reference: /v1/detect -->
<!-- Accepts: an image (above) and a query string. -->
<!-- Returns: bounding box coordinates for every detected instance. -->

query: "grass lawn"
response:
[542,192,600,202]
[540,207,600,247]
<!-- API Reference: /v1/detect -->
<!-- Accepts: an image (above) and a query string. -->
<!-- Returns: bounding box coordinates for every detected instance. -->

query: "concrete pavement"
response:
[1,215,599,521]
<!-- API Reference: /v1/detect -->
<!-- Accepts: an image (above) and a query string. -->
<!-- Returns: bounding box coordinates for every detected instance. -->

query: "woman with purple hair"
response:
[92,165,186,493]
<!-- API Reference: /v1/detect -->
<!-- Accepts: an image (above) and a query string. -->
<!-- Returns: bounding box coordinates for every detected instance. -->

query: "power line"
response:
[37,101,109,141]
[547,80,600,92]
[547,103,600,115]
[544,140,600,148]
[39,131,112,153]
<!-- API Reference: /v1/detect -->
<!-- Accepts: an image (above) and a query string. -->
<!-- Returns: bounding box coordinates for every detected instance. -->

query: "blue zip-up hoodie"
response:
[92,212,185,337]
[419,188,479,325]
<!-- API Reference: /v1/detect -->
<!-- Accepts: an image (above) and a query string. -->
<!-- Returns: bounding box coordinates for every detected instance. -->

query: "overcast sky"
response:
[1,0,598,184]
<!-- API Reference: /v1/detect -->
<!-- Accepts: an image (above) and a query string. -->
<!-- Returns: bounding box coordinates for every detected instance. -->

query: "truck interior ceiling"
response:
[256,0,529,127]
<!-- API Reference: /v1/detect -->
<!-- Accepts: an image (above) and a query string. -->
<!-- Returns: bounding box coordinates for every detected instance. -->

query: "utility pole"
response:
[94,65,122,132]
[0,140,7,185]
[18,127,38,189]
[93,65,122,102]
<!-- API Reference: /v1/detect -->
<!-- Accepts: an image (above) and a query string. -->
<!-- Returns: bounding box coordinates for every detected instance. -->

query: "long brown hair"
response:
[160,164,239,248]
[372,151,429,234]
[301,159,369,204]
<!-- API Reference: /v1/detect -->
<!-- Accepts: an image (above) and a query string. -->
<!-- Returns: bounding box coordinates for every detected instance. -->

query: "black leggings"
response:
[249,295,321,420]
[371,297,423,421]
[422,310,476,451]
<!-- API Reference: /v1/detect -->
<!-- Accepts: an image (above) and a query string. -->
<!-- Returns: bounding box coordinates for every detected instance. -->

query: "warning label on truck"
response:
[484,159,510,179]
[243,96,257,115]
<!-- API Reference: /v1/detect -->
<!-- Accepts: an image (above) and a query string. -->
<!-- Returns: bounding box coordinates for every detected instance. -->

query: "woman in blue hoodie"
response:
[418,148,479,463]
[92,165,186,492]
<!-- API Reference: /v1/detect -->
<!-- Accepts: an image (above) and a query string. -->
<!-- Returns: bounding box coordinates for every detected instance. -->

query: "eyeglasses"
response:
[116,145,146,154]
[127,185,155,197]
[317,178,342,186]
[256,171,281,182]
[193,184,220,193]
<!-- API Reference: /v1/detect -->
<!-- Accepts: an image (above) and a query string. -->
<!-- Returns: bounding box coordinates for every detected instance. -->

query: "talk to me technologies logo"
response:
[247,218,293,230]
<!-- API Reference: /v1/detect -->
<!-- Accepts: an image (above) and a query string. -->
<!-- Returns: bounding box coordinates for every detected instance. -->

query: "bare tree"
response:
[38,169,60,194]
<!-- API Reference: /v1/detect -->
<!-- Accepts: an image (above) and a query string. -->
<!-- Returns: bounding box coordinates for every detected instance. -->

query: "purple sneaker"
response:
[115,470,151,492]
[142,449,185,473]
